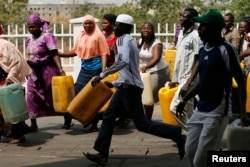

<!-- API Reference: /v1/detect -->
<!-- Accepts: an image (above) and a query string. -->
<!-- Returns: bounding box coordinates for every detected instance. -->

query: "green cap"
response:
[192,9,225,30]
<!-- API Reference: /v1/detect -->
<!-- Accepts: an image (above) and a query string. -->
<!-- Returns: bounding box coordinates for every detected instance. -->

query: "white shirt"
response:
[139,38,168,73]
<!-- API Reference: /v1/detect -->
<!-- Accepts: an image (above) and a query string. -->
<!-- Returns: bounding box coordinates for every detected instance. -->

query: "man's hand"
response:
[168,81,178,88]
[176,101,186,116]
[104,81,113,88]
[91,76,101,87]
[179,83,190,98]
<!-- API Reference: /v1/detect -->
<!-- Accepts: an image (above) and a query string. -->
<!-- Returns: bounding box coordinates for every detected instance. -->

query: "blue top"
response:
[197,41,241,112]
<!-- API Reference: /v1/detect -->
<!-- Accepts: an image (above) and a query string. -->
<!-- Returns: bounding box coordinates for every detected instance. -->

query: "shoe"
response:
[28,125,38,133]
[116,118,131,128]
[83,152,108,166]
[177,135,186,160]
[61,122,74,129]
[9,136,26,144]
[88,125,99,133]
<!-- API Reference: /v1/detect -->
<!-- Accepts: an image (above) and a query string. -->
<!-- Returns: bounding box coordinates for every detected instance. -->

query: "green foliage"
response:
[1,0,249,28]
[0,0,29,25]
[72,3,93,18]
[228,0,250,22]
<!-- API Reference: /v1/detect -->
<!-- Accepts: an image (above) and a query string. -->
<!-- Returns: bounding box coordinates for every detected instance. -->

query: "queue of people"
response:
[0,8,250,167]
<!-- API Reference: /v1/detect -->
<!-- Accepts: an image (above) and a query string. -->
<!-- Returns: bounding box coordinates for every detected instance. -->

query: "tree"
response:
[0,0,29,25]
[228,0,250,22]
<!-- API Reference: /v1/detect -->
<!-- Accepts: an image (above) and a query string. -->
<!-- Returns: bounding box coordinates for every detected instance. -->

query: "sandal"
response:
[117,118,132,128]
[83,152,108,166]
[9,136,26,144]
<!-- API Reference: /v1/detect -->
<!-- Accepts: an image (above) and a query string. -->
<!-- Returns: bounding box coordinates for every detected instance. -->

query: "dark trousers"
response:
[93,85,182,155]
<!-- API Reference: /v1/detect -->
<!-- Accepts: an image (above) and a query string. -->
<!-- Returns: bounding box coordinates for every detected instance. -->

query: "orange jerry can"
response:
[99,73,118,113]
[67,77,113,125]
[158,86,179,126]
[52,75,75,113]
[164,50,176,80]
[246,73,250,113]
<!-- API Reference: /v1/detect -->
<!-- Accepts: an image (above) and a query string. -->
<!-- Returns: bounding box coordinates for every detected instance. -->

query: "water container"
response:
[99,73,118,113]
[227,119,250,150]
[67,78,113,125]
[140,72,154,106]
[246,73,250,113]
[164,50,176,80]
[0,83,28,124]
[158,86,179,126]
[99,87,116,113]
[52,75,75,113]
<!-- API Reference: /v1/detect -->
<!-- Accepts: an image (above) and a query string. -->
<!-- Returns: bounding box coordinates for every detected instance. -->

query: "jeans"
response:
[93,85,182,155]
[75,67,102,94]
[185,109,225,167]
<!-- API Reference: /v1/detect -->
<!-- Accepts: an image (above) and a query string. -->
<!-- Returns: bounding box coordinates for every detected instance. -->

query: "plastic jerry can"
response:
[99,87,116,113]
[140,72,154,106]
[52,75,75,113]
[227,119,250,150]
[164,50,176,80]
[67,78,113,125]
[98,73,118,113]
[158,86,179,126]
[246,73,250,113]
[0,83,28,124]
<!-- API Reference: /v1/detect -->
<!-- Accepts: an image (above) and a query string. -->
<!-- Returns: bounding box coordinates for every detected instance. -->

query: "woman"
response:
[26,14,65,132]
[102,14,117,67]
[138,22,170,120]
[0,24,31,143]
[59,14,110,130]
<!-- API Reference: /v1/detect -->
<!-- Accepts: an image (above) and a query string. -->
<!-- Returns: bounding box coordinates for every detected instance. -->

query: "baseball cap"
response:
[192,9,225,30]
[116,14,134,25]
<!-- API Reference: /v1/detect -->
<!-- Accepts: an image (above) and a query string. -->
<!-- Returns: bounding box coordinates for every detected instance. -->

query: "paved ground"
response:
[0,103,228,167]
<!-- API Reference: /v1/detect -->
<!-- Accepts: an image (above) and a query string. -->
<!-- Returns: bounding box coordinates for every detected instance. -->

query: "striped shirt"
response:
[172,27,201,82]
[100,34,144,89]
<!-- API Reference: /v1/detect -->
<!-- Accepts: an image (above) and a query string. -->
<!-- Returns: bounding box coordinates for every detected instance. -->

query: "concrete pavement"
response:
[0,104,193,167]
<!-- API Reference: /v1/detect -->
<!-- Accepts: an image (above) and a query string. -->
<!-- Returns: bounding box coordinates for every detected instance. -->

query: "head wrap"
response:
[27,13,50,32]
[83,15,95,24]
[72,14,110,59]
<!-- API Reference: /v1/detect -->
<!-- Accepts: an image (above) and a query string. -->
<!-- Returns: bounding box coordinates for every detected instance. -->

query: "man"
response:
[176,9,249,167]
[222,13,240,50]
[83,14,185,165]
[238,17,250,72]
[169,8,201,124]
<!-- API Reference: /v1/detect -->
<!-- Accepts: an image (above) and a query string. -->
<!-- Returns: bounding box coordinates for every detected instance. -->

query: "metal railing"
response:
[1,23,176,75]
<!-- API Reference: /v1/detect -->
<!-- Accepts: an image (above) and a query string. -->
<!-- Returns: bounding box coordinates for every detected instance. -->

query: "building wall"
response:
[27,4,78,21]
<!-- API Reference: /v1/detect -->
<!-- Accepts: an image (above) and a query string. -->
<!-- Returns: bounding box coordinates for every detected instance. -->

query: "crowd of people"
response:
[1,7,250,167]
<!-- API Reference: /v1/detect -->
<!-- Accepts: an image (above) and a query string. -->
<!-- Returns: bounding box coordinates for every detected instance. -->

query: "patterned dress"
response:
[26,33,60,118]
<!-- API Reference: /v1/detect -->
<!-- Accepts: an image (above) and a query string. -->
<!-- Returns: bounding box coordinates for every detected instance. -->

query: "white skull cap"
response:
[116,14,134,25]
